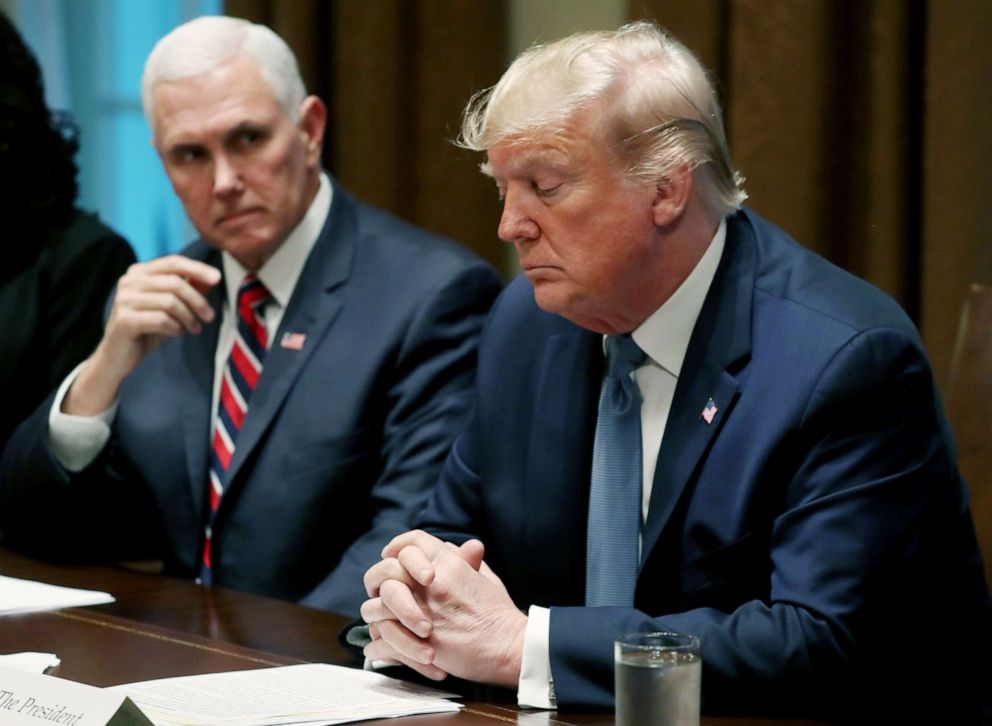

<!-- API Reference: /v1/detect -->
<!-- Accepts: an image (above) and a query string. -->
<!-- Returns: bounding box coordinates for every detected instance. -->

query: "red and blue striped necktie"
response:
[200,274,270,584]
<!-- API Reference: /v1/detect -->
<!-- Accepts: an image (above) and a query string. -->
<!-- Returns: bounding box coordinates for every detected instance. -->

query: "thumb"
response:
[454,539,485,571]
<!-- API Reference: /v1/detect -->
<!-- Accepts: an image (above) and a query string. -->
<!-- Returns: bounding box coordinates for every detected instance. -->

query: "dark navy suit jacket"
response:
[0,183,502,617]
[419,209,992,722]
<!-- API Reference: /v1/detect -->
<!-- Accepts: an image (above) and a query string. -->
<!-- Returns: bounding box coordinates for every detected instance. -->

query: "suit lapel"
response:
[222,190,355,488]
[640,216,756,565]
[525,327,602,602]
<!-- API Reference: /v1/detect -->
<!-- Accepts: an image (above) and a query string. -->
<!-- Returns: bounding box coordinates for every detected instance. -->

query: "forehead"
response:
[151,54,284,146]
[483,141,572,179]
[483,107,612,180]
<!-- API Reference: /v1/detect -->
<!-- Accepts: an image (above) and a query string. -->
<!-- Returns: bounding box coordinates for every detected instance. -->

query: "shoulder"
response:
[733,208,919,344]
[44,209,135,268]
[37,210,135,290]
[331,185,497,287]
[726,210,935,421]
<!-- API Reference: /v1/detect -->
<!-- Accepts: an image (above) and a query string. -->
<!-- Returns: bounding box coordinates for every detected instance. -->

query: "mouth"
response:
[521,264,565,282]
[217,208,263,226]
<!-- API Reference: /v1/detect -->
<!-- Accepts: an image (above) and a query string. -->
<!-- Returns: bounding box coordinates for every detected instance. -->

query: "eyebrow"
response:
[224,121,269,143]
[165,141,205,159]
[482,148,573,180]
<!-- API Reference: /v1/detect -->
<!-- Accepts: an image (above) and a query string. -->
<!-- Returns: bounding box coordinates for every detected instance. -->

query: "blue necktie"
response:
[585,334,646,607]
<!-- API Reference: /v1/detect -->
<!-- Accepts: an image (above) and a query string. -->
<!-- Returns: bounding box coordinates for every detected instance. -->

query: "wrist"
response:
[61,349,126,415]
[495,609,528,687]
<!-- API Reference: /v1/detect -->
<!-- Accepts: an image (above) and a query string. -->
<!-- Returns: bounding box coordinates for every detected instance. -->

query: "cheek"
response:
[173,179,212,217]
[249,153,299,202]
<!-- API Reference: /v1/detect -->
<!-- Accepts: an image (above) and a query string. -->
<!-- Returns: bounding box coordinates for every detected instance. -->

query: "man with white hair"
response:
[0,16,501,617]
[359,22,991,722]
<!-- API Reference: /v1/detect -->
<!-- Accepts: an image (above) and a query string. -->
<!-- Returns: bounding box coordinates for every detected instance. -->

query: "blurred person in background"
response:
[0,10,135,449]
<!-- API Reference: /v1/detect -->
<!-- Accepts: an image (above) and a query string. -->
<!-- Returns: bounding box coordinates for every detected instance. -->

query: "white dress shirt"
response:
[517,220,727,708]
[48,174,333,471]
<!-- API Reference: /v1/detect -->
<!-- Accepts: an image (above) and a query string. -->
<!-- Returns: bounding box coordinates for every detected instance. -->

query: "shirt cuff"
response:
[517,605,556,709]
[48,362,117,472]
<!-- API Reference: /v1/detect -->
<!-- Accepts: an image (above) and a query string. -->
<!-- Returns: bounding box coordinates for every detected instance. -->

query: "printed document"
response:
[107,662,462,726]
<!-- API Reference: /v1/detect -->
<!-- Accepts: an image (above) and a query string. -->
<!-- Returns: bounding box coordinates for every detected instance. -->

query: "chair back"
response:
[945,283,992,589]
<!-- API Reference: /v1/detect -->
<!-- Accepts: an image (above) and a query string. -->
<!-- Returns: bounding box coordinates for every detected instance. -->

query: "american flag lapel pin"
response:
[280,331,306,351]
[701,397,718,424]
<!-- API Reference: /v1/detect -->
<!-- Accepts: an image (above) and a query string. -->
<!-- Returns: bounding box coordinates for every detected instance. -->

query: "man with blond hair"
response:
[359,22,991,722]
[0,16,500,617]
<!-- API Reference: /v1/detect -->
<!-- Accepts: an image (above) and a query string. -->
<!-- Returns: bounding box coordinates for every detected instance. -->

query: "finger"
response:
[373,618,436,667]
[381,529,445,560]
[364,557,418,597]
[379,579,432,638]
[140,255,222,292]
[360,597,396,625]
[397,544,436,586]
[456,539,485,570]
[121,291,205,334]
[124,271,217,325]
[364,637,448,681]
[115,310,185,339]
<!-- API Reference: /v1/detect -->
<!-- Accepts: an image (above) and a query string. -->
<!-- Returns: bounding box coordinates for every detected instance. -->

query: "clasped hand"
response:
[360,530,527,687]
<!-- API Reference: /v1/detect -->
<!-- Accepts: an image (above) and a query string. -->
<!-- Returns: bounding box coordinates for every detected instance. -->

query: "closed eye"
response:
[534,182,562,198]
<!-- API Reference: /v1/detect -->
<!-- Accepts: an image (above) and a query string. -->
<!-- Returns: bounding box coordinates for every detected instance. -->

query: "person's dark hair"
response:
[0,11,80,242]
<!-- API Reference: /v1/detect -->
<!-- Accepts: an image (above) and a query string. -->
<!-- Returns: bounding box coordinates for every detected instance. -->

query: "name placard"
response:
[0,665,151,726]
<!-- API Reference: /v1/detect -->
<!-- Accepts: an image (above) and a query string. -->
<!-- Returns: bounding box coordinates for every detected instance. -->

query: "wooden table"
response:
[0,547,829,725]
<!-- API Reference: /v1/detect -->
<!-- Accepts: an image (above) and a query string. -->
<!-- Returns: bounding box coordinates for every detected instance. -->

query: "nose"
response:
[497,188,539,245]
[213,154,244,197]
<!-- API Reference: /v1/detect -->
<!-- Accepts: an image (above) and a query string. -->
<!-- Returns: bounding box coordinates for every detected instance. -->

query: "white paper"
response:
[0,575,114,614]
[0,652,61,673]
[107,663,462,726]
[0,663,151,726]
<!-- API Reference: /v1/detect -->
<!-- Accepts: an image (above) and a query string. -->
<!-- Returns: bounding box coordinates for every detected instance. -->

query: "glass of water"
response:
[614,631,701,726]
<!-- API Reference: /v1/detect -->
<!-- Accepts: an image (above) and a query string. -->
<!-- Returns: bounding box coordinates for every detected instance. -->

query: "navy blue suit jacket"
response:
[0,184,502,617]
[419,209,991,721]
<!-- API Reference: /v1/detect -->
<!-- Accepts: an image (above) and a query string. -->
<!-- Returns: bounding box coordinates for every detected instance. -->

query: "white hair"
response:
[141,15,306,124]
[459,21,746,218]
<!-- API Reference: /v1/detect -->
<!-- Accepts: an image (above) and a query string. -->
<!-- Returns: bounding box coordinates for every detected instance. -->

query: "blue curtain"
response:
[8,0,222,260]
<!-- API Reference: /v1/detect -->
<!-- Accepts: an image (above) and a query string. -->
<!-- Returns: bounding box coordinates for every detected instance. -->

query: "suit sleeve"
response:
[546,327,987,718]
[301,262,501,614]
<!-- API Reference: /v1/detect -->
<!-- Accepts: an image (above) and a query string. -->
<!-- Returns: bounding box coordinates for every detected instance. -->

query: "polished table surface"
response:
[0,547,830,725]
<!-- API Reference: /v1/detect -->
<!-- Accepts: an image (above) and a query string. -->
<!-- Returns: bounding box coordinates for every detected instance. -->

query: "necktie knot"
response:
[236,274,271,350]
[238,274,270,314]
[605,334,645,412]
[606,334,645,377]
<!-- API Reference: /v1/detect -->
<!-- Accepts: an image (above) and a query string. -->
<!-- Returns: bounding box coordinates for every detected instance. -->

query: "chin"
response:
[533,287,615,334]
[220,235,281,269]
[532,285,578,320]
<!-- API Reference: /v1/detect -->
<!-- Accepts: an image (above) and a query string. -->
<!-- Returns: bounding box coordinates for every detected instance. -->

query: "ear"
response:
[651,165,693,227]
[298,95,327,169]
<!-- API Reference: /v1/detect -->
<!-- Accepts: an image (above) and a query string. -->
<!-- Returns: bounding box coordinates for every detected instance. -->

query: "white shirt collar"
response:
[627,219,726,377]
[221,172,333,309]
